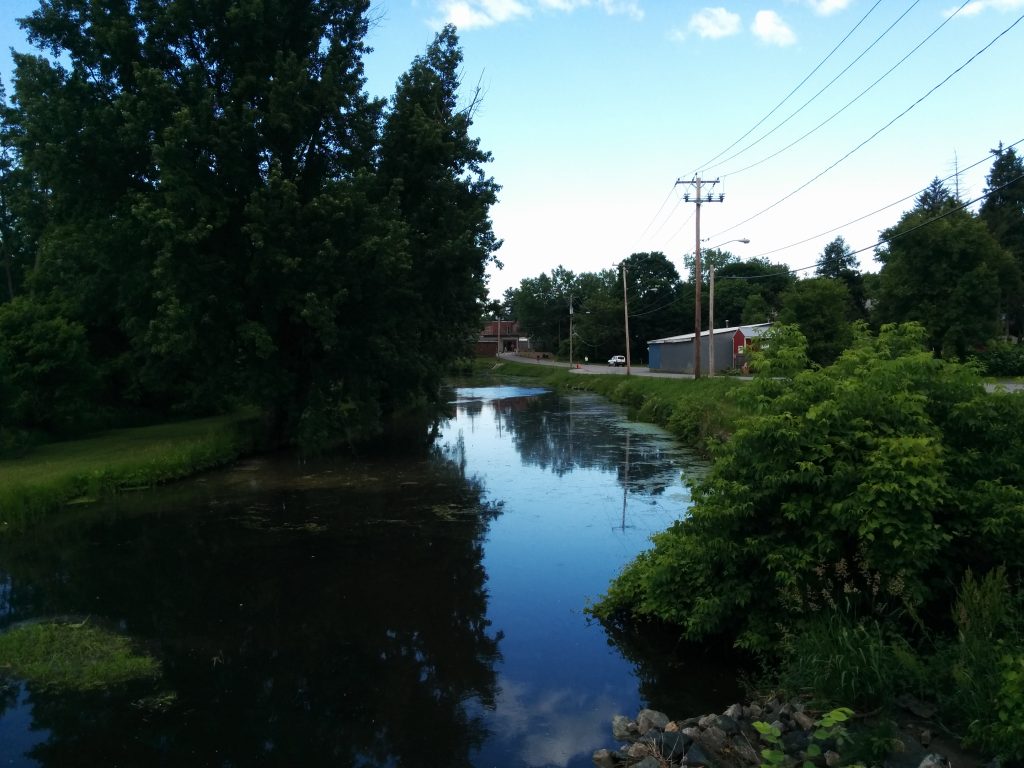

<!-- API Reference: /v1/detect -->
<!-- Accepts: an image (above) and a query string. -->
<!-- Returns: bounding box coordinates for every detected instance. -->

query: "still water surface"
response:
[0,386,740,766]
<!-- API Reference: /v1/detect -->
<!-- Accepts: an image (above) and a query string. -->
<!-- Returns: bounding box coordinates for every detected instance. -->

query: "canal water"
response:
[0,386,742,767]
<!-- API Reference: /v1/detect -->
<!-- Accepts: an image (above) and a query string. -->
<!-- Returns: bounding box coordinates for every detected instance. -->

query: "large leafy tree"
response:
[506,267,580,355]
[712,257,795,328]
[778,277,854,366]
[875,178,1018,358]
[2,4,499,446]
[377,24,501,391]
[980,143,1024,337]
[620,251,684,350]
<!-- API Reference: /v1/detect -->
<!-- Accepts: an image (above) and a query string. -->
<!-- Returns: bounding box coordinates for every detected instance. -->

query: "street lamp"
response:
[703,238,750,376]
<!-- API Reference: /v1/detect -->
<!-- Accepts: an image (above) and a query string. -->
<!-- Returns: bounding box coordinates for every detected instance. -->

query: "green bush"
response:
[591,324,1024,653]
[0,297,99,436]
[973,340,1024,377]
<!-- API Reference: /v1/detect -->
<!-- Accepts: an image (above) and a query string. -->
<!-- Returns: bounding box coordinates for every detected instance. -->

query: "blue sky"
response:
[3,0,1023,302]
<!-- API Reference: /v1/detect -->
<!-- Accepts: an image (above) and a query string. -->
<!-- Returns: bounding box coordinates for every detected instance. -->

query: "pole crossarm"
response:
[675,176,724,378]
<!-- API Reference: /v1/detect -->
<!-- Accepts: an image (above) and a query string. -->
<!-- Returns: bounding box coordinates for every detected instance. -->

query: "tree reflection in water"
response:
[0,425,503,767]
[485,390,701,497]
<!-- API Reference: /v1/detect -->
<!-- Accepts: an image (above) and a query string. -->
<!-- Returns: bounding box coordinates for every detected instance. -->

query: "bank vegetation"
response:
[579,323,1024,764]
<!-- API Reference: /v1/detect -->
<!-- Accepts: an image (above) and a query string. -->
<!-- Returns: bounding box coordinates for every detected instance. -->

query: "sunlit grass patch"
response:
[0,620,160,691]
[0,409,263,528]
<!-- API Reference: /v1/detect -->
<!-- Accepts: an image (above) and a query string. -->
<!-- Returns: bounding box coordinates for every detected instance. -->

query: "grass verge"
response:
[0,409,264,530]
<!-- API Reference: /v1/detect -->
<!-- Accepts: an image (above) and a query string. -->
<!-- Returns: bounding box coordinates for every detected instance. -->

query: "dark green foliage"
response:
[507,253,685,362]
[778,278,854,366]
[875,178,1018,358]
[715,257,796,329]
[973,340,1024,376]
[776,611,919,709]
[592,324,1024,653]
[815,236,866,319]
[980,144,1024,337]
[0,297,98,435]
[1,4,499,448]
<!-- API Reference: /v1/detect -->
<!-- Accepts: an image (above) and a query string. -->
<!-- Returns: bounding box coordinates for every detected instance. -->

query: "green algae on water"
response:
[0,620,160,691]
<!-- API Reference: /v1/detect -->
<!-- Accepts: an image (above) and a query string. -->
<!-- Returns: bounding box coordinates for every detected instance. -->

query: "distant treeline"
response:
[502,157,1024,372]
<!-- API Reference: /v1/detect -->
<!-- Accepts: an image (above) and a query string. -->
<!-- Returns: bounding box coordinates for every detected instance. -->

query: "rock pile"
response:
[593,701,954,768]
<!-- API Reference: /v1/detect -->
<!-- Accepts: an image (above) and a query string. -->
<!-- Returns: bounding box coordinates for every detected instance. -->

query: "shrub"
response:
[973,340,1024,377]
[591,324,1024,653]
[0,297,99,436]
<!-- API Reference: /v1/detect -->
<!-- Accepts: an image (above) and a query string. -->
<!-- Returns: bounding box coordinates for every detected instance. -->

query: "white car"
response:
[608,355,626,366]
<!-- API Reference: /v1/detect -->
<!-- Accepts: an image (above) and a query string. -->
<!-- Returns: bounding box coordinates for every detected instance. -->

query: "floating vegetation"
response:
[0,620,160,691]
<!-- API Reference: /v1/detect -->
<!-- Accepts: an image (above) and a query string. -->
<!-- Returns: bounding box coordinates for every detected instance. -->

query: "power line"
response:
[692,0,886,174]
[708,12,1024,241]
[746,138,1024,261]
[705,0,927,176]
[718,170,1024,281]
[632,183,679,249]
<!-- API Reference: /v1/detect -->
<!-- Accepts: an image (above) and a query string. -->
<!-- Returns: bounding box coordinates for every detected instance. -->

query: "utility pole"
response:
[709,261,716,375]
[676,176,723,377]
[621,262,632,376]
[568,298,574,369]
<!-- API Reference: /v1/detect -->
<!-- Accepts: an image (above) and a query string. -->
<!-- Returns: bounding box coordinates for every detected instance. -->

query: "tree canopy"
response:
[875,178,1017,358]
[0,3,499,449]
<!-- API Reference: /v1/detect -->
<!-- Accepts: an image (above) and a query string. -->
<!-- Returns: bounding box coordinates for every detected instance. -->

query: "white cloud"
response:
[806,0,852,15]
[948,0,1024,15]
[751,10,796,45]
[537,0,644,20]
[687,7,742,39]
[537,0,589,10]
[438,0,531,29]
[598,0,644,20]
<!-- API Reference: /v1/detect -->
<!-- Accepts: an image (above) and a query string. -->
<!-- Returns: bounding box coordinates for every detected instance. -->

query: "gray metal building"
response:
[648,323,772,375]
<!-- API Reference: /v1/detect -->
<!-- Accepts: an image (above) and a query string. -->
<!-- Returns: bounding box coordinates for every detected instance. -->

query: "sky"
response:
[2,0,1023,302]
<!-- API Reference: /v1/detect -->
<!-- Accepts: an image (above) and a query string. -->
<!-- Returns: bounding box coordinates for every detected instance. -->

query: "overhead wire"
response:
[716,170,1024,282]
[746,138,1024,261]
[631,183,680,249]
[707,11,1024,241]
[692,0,886,174]
[704,0,924,176]
[716,0,968,178]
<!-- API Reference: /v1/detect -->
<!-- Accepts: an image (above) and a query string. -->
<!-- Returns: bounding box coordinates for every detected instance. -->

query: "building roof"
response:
[648,322,772,345]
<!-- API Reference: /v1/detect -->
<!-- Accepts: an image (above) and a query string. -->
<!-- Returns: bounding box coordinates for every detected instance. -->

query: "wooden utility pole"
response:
[621,263,631,376]
[676,177,723,377]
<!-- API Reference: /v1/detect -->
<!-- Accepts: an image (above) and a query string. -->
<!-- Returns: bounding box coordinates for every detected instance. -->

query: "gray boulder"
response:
[638,708,671,734]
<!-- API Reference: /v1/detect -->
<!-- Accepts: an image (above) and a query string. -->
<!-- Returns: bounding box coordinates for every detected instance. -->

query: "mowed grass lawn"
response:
[0,410,262,528]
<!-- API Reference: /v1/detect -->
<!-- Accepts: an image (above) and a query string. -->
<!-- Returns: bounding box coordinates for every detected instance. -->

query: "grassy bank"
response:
[484,359,749,454]
[0,410,263,529]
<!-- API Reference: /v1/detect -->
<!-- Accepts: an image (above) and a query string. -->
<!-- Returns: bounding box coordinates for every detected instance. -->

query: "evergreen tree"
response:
[815,236,866,319]
[980,143,1024,337]
[917,177,957,214]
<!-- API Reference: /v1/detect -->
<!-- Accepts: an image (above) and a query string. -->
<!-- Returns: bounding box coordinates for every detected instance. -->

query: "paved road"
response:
[499,353,696,380]
[501,354,1023,391]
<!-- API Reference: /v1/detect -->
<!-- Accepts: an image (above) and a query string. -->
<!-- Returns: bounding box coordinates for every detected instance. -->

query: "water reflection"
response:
[0,385,737,768]
[0,434,502,766]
